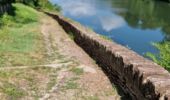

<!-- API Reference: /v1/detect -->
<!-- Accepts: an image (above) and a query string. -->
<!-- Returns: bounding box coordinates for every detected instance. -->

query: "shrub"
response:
[146,42,170,71]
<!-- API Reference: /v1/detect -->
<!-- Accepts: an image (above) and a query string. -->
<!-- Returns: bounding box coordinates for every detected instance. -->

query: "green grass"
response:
[15,0,61,12]
[62,77,79,90]
[0,70,24,79]
[64,81,79,90]
[0,3,38,27]
[0,71,11,78]
[0,82,25,100]
[0,3,45,67]
[70,67,84,75]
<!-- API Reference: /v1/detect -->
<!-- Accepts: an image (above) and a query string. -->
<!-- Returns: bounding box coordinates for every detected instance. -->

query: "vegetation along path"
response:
[0,3,124,100]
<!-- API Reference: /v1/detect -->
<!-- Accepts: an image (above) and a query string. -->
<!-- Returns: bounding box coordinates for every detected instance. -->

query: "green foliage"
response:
[0,14,13,27]
[0,3,39,53]
[15,0,38,6]
[0,3,45,67]
[38,1,61,12]
[146,42,170,71]
[0,3,38,27]
[13,3,38,23]
[0,0,14,4]
[15,0,61,12]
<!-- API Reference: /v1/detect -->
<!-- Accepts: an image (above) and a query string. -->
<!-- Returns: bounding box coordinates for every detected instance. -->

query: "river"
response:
[50,0,170,56]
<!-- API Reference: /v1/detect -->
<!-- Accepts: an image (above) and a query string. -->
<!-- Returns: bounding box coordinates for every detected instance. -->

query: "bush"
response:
[0,3,38,27]
[14,0,61,12]
[146,42,170,71]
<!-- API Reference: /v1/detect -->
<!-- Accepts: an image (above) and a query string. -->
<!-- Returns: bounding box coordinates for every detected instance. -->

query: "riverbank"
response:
[47,12,170,99]
[0,3,121,99]
[1,1,170,100]
[52,0,170,72]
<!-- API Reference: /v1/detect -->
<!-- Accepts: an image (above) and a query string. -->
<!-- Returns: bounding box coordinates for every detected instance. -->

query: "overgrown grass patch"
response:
[0,3,38,27]
[13,3,38,24]
[0,3,46,67]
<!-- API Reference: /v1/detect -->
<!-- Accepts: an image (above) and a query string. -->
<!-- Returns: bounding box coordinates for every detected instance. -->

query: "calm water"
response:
[51,0,170,56]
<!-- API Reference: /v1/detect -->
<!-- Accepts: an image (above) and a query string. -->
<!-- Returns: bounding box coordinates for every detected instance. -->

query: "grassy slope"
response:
[0,3,46,67]
[0,3,57,99]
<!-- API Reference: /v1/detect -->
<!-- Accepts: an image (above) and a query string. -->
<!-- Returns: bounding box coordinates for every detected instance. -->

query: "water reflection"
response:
[51,0,170,55]
[51,0,97,17]
[110,0,170,40]
[99,14,125,31]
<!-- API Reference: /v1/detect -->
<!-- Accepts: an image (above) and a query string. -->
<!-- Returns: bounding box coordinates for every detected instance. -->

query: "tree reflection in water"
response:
[110,0,170,70]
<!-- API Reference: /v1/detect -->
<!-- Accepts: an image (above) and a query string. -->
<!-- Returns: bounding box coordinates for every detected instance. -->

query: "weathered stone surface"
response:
[46,12,170,100]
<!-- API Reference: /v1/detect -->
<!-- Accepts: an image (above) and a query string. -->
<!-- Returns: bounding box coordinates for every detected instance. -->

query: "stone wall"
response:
[0,3,12,14]
[46,12,170,100]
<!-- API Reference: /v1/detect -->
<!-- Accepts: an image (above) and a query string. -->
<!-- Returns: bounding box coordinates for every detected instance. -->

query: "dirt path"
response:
[39,14,122,100]
[0,12,122,100]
